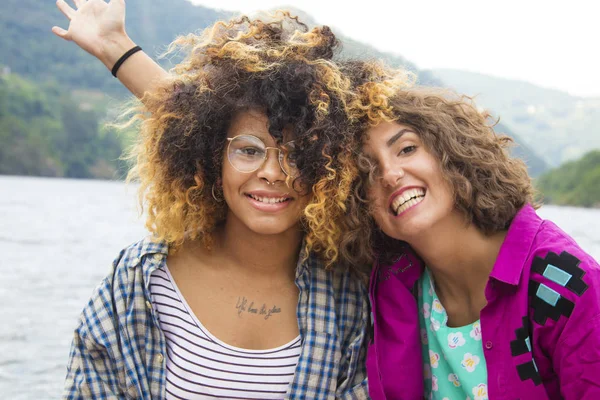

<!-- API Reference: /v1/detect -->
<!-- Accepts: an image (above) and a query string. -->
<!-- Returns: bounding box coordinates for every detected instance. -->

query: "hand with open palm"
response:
[52,0,135,69]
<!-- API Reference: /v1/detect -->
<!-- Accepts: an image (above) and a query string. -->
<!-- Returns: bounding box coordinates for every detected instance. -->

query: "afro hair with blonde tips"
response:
[125,11,365,269]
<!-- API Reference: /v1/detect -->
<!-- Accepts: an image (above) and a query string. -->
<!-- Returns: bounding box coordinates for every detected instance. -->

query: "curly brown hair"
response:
[126,12,360,267]
[339,61,537,268]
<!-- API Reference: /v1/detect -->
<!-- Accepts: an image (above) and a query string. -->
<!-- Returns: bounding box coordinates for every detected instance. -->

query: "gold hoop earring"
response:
[212,183,224,202]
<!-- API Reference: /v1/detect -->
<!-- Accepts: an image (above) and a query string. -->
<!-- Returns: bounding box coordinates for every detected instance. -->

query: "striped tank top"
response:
[149,267,302,399]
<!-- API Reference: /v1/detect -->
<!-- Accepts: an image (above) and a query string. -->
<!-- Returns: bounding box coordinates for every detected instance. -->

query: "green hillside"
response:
[0,0,231,94]
[536,151,600,208]
[432,68,600,167]
[0,73,123,178]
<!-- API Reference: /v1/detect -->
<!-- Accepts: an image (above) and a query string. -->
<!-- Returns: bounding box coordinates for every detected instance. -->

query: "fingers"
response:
[51,26,71,41]
[108,0,126,10]
[73,0,87,8]
[56,0,76,20]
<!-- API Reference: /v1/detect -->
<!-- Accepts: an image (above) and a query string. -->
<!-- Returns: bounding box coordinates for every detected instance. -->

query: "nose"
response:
[380,164,405,188]
[256,147,286,183]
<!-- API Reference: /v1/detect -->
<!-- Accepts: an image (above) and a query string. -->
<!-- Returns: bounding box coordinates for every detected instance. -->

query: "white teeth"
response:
[249,194,288,204]
[391,188,425,215]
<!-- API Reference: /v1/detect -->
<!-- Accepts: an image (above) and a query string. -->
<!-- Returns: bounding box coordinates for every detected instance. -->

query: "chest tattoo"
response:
[235,296,282,320]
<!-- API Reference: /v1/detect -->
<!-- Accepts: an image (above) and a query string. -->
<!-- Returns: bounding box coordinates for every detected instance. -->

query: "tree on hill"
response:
[0,74,123,178]
[537,151,600,207]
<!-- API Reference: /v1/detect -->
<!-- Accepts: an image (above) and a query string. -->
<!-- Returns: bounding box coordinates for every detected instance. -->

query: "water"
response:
[0,176,147,399]
[1,176,599,399]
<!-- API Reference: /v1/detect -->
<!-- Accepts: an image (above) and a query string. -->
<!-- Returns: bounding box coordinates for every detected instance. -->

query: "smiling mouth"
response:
[391,188,426,215]
[246,194,292,204]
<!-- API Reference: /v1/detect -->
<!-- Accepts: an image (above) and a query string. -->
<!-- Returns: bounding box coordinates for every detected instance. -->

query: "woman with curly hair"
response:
[349,73,600,399]
[53,2,369,399]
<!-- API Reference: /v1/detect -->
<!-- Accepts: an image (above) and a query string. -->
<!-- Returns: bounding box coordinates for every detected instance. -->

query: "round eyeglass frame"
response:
[226,134,299,178]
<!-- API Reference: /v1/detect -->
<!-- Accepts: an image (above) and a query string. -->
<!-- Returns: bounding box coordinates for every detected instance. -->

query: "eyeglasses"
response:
[226,134,299,177]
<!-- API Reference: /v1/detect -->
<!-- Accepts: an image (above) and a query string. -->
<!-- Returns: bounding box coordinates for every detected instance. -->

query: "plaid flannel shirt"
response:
[63,237,370,399]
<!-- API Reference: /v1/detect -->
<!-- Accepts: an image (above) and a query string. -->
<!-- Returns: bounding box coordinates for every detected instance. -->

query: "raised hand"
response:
[52,0,134,69]
[52,0,170,97]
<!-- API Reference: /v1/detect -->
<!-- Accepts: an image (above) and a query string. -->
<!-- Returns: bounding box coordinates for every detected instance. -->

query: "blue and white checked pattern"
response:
[63,237,370,399]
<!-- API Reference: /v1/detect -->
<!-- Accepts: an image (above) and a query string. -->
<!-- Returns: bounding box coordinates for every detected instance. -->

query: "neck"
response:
[409,213,506,302]
[213,213,304,282]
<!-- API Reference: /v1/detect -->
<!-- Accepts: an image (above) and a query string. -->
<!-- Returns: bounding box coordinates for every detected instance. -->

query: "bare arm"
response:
[52,0,169,98]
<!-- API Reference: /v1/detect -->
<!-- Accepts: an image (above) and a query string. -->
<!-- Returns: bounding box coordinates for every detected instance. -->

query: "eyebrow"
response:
[386,129,415,147]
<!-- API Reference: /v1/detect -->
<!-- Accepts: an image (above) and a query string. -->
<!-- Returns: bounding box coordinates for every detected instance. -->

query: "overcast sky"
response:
[188,0,599,98]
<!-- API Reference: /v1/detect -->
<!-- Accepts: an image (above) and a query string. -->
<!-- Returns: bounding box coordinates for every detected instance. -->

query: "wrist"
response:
[99,34,138,70]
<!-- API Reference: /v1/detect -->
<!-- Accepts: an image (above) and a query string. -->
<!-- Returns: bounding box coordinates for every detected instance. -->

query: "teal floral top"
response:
[419,269,489,400]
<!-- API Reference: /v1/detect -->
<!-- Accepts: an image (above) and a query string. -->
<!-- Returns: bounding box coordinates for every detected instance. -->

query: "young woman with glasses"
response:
[53,2,369,399]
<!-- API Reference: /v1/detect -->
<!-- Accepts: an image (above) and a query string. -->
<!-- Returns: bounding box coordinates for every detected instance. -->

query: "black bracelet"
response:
[111,45,142,78]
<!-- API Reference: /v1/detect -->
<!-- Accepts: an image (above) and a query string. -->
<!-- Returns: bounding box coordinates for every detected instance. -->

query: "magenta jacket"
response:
[366,204,600,399]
